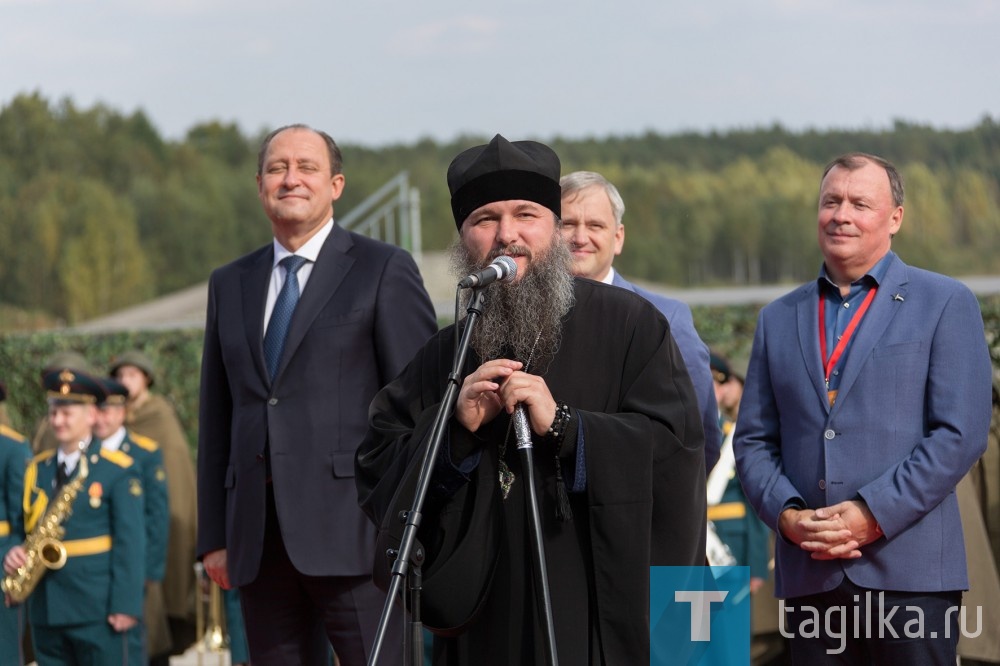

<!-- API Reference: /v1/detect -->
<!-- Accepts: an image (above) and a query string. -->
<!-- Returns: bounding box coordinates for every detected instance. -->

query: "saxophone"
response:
[1,453,89,604]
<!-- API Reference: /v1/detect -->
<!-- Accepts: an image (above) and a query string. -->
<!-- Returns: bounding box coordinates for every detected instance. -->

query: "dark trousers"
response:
[783,577,963,665]
[240,484,402,666]
[33,621,131,666]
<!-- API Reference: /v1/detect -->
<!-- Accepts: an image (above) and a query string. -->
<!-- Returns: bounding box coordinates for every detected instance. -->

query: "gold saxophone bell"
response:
[37,537,68,570]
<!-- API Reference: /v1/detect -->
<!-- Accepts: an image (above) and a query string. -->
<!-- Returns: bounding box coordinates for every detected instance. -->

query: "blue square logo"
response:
[651,566,751,665]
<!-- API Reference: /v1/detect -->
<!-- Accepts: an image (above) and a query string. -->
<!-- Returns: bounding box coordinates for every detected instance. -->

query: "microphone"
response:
[458,255,517,289]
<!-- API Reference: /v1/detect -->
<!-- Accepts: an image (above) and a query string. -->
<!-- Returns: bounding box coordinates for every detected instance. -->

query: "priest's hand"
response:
[456,359,523,432]
[498,370,556,437]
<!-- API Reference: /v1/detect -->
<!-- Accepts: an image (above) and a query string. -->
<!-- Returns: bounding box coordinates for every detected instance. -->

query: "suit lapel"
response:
[611,273,637,294]
[273,225,356,381]
[829,257,909,412]
[795,282,830,412]
[241,247,274,386]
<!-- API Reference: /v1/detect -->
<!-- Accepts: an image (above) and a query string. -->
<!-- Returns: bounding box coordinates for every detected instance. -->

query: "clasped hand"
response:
[779,500,882,560]
[455,359,556,436]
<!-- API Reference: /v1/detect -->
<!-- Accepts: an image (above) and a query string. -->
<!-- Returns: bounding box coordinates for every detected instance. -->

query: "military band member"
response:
[110,349,198,660]
[1,409,32,666]
[30,351,97,455]
[2,369,145,665]
[96,376,171,662]
[707,353,770,589]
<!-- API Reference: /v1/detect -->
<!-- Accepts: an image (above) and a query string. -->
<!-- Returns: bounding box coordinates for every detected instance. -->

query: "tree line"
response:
[2,92,999,326]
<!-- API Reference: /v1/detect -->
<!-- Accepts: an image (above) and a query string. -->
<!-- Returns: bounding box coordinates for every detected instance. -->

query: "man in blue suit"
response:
[560,171,721,471]
[734,153,993,664]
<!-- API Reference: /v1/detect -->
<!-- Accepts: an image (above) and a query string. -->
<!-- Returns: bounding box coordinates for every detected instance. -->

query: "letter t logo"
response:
[675,590,729,641]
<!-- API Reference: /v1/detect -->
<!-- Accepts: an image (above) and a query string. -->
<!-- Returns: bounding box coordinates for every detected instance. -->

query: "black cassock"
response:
[356,279,707,665]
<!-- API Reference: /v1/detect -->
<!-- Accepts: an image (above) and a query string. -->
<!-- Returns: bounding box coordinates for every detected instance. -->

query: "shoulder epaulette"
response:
[129,431,159,452]
[100,448,134,468]
[33,449,57,464]
[0,424,28,442]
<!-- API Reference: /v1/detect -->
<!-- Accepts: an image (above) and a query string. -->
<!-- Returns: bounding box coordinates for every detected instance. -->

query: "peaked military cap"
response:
[709,352,733,384]
[447,134,561,228]
[97,377,130,407]
[43,368,105,405]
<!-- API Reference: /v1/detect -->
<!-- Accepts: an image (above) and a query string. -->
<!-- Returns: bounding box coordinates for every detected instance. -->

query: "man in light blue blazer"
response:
[734,153,993,664]
[560,171,721,471]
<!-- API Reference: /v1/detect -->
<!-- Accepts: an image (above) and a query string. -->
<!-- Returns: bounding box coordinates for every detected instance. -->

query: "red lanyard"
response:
[818,287,877,388]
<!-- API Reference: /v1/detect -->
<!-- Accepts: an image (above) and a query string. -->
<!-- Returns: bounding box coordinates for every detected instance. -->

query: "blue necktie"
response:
[263,255,308,380]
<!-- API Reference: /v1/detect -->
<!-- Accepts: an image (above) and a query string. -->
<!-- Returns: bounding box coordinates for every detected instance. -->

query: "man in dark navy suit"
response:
[197,124,437,665]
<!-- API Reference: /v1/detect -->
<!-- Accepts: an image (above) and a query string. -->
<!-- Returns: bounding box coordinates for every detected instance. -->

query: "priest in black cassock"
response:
[355,134,707,665]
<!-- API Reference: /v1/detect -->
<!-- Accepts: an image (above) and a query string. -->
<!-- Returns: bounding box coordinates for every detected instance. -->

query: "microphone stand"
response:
[513,406,559,666]
[368,286,490,666]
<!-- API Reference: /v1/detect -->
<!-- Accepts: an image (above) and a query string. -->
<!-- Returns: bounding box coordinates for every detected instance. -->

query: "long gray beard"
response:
[450,234,576,371]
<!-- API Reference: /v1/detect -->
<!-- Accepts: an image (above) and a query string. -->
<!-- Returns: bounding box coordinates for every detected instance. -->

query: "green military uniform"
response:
[99,375,173,659]
[1,424,31,665]
[110,350,198,659]
[124,392,198,652]
[24,440,146,664]
[222,587,250,664]
[708,419,770,580]
[107,427,172,663]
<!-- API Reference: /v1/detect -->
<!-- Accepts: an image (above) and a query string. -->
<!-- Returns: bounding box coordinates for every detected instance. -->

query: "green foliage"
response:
[0,329,204,459]
[691,303,764,367]
[2,93,1000,328]
[981,294,1000,369]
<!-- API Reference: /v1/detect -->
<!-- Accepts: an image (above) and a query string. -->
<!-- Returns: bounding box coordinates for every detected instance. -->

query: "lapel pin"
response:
[892,294,904,302]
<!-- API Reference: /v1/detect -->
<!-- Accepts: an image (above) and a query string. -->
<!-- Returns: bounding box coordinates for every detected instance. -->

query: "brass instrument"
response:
[194,561,226,666]
[2,453,89,604]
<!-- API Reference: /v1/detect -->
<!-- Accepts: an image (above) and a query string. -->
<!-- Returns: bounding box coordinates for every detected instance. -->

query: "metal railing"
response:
[338,171,422,264]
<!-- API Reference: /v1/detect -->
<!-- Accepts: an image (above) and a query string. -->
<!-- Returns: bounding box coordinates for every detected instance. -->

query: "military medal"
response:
[89,482,103,508]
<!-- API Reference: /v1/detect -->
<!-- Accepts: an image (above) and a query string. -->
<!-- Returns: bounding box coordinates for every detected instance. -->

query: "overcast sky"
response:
[3,0,998,146]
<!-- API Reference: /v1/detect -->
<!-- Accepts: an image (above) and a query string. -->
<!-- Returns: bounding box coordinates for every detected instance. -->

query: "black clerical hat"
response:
[43,368,105,405]
[447,134,561,228]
